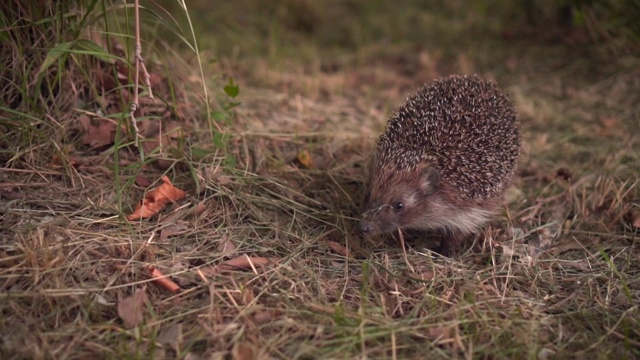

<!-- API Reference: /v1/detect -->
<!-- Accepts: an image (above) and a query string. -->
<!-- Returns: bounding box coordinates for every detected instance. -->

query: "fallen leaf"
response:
[296,149,315,169]
[218,233,236,255]
[549,236,600,256]
[135,175,153,188]
[149,72,163,88]
[157,323,183,346]
[117,286,148,329]
[199,256,279,277]
[50,154,79,169]
[412,266,435,281]
[160,224,185,240]
[148,265,181,293]
[232,342,257,360]
[127,176,187,220]
[93,293,114,306]
[159,202,207,225]
[599,117,619,128]
[192,202,206,216]
[252,310,275,325]
[326,240,351,258]
[629,210,640,229]
[598,116,621,136]
[78,115,117,148]
[427,326,448,342]
[219,256,277,271]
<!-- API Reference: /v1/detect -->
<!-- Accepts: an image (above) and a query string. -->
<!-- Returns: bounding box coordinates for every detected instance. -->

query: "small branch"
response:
[129,0,155,149]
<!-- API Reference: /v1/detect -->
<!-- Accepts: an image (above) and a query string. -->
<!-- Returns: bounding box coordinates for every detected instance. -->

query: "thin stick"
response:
[129,0,155,149]
[397,228,415,273]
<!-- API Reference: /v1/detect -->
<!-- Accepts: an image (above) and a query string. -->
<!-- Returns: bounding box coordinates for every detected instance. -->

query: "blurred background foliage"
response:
[175,0,640,61]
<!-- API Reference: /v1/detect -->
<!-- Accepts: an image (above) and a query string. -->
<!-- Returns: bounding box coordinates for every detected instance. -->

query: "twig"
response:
[397,228,415,273]
[129,0,155,149]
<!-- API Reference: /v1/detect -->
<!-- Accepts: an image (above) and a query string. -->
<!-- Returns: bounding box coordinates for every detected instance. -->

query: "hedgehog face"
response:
[360,165,442,236]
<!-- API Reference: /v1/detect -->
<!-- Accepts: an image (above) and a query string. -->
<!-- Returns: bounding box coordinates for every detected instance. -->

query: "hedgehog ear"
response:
[419,166,440,196]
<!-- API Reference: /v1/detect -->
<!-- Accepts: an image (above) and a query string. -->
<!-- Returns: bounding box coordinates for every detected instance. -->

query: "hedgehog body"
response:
[360,74,521,255]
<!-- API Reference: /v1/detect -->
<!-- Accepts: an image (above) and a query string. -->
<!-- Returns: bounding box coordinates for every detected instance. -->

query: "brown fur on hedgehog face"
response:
[360,161,443,236]
[360,159,498,237]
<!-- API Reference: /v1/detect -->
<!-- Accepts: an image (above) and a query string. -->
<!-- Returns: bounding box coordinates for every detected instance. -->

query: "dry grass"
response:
[2,1,640,359]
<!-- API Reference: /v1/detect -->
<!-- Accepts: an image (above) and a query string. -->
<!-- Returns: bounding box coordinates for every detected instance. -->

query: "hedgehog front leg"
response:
[435,232,464,257]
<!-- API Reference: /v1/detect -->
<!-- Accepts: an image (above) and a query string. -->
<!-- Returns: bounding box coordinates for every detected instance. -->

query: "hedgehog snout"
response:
[359,222,374,236]
[359,204,393,236]
[359,208,378,236]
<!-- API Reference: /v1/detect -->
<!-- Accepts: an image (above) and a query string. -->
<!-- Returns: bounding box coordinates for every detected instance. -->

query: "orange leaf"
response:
[117,286,148,329]
[296,149,315,169]
[148,265,181,293]
[127,176,187,220]
[327,240,352,258]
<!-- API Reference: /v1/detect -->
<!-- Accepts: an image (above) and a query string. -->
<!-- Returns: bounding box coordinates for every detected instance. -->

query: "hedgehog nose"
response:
[359,223,373,236]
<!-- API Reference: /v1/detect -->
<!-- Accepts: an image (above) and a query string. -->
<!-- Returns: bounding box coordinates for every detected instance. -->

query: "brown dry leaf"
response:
[160,224,186,240]
[135,175,153,188]
[414,266,435,281]
[157,323,183,347]
[117,286,149,329]
[127,176,187,220]
[252,310,275,325]
[148,265,181,293]
[427,326,449,342]
[199,256,279,277]
[192,202,207,216]
[599,116,620,129]
[218,256,277,271]
[630,210,640,229]
[218,233,237,255]
[598,116,621,136]
[149,72,163,88]
[232,341,257,360]
[78,115,117,148]
[51,155,79,169]
[327,240,351,258]
[296,149,315,169]
[158,203,205,225]
[549,236,600,256]
[205,165,233,186]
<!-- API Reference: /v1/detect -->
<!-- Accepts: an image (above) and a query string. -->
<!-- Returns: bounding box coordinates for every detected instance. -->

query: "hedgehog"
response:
[359,74,521,256]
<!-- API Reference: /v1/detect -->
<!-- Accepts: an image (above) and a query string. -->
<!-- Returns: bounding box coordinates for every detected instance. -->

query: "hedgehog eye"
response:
[393,201,404,212]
